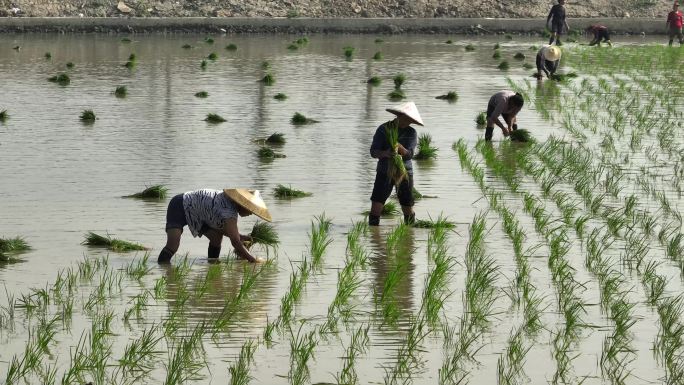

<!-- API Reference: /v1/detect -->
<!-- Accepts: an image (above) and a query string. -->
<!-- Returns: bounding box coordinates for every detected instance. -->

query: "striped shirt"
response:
[182,189,238,237]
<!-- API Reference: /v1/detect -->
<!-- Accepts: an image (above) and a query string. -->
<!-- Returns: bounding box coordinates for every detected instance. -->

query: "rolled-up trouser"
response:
[371,172,415,207]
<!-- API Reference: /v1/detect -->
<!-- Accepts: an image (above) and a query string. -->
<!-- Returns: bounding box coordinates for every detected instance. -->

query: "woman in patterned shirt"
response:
[157,188,272,264]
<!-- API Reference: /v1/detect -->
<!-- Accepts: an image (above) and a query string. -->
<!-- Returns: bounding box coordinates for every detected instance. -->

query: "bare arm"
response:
[223,218,260,263]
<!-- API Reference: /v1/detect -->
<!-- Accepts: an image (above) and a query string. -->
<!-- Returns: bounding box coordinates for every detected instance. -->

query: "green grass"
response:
[550,72,579,82]
[0,110,8,122]
[274,184,312,198]
[523,63,534,70]
[274,93,287,100]
[114,85,127,98]
[121,37,132,43]
[494,43,501,49]
[446,40,453,44]
[476,111,487,125]
[225,43,238,51]
[414,133,438,160]
[287,43,299,51]
[291,112,318,125]
[124,60,136,69]
[510,129,532,142]
[204,113,226,123]
[435,91,458,102]
[388,89,405,101]
[258,147,286,159]
[48,73,70,85]
[194,91,208,98]
[261,73,275,85]
[373,52,383,60]
[129,53,136,61]
[82,232,146,252]
[80,110,96,122]
[393,73,406,89]
[125,185,169,199]
[367,76,381,86]
[266,132,286,144]
[251,222,280,247]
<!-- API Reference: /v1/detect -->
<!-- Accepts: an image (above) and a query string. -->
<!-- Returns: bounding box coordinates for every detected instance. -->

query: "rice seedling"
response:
[387,89,405,101]
[205,37,214,44]
[296,37,309,45]
[367,76,382,86]
[194,91,208,98]
[200,59,207,69]
[498,61,510,71]
[435,91,458,102]
[114,85,127,98]
[492,50,501,59]
[225,43,238,51]
[204,113,226,123]
[509,129,532,142]
[124,60,136,68]
[514,52,526,60]
[228,339,257,385]
[47,73,70,85]
[288,326,318,385]
[465,44,476,51]
[274,184,312,198]
[335,325,370,385]
[164,324,207,385]
[363,201,399,217]
[266,132,286,144]
[549,72,578,82]
[414,133,438,160]
[250,221,279,248]
[290,112,318,125]
[475,111,487,125]
[118,323,163,379]
[82,232,146,252]
[182,44,192,49]
[128,53,136,61]
[257,146,286,159]
[309,214,332,268]
[393,73,406,89]
[125,184,168,199]
[287,43,299,50]
[0,237,30,259]
[446,39,453,44]
[79,109,96,122]
[0,109,8,123]
[121,37,132,43]
[343,46,355,59]
[260,73,275,85]
[412,216,455,229]
[207,52,218,60]
[505,33,513,40]
[375,38,384,43]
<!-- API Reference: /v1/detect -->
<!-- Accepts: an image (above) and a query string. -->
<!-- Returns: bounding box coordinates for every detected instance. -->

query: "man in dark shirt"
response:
[587,25,612,46]
[368,102,422,226]
[547,0,570,45]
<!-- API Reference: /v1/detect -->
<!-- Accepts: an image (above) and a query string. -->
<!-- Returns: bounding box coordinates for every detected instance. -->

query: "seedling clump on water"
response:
[204,113,227,123]
[435,91,458,102]
[476,111,487,125]
[414,133,438,160]
[200,60,208,69]
[498,61,510,71]
[388,89,405,101]
[261,73,275,85]
[291,112,318,125]
[82,232,146,252]
[514,52,526,60]
[114,86,127,98]
[0,237,30,259]
[80,110,97,122]
[274,93,287,100]
[510,129,532,142]
[194,91,208,98]
[258,147,286,159]
[125,185,169,199]
[266,132,286,144]
[393,74,406,89]
[66,62,74,69]
[207,52,218,60]
[465,44,476,51]
[367,76,381,86]
[48,73,70,85]
[493,50,501,59]
[274,184,312,198]
[373,52,383,60]
[225,43,237,51]
[343,46,355,59]
[0,110,8,122]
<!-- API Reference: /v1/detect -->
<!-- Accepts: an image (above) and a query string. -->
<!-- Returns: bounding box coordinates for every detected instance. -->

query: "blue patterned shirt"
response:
[182,189,238,237]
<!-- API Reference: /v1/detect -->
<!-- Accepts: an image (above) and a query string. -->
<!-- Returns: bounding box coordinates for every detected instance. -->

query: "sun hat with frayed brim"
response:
[386,101,424,126]
[224,189,272,222]
[543,45,562,61]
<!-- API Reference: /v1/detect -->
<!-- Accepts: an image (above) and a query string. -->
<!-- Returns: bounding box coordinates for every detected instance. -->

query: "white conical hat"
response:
[543,45,562,61]
[223,189,272,222]
[386,101,424,126]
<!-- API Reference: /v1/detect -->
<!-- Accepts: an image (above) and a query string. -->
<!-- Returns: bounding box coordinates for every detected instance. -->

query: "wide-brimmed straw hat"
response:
[223,189,272,222]
[386,101,424,126]
[543,45,562,61]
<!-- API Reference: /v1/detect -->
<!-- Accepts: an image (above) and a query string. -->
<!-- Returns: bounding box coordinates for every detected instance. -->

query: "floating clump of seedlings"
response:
[550,72,578,82]
[343,46,355,59]
[367,76,381,86]
[435,91,458,102]
[207,52,218,60]
[0,237,30,259]
[412,216,456,229]
[82,232,146,252]
[182,44,192,49]
[250,221,279,248]
[225,43,237,51]
[476,111,487,125]
[205,37,214,44]
[505,33,513,40]
[0,110,8,122]
[274,184,312,198]
[258,146,286,159]
[498,61,510,71]
[121,37,132,43]
[388,89,406,101]
[261,73,275,85]
[124,59,136,69]
[296,37,309,45]
[44,52,51,60]
[375,38,384,43]
[204,113,226,123]
[266,132,286,144]
[393,73,406,89]
[48,73,70,85]
[128,53,136,61]
[492,50,501,59]
[194,91,208,98]
[114,86,127,98]
[80,110,97,122]
[523,63,534,70]
[530,45,539,51]
[510,129,532,142]
[200,60,208,69]
[66,62,74,69]
[373,51,383,60]
[291,112,318,125]
[514,52,526,60]
[494,43,501,49]
[124,185,169,199]
[465,44,476,51]
[446,39,453,44]
[273,93,287,100]
[287,43,299,51]
[261,61,270,69]
[414,133,438,160]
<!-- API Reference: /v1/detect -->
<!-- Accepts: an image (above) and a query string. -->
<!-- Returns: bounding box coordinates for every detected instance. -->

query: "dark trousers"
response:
[371,172,414,207]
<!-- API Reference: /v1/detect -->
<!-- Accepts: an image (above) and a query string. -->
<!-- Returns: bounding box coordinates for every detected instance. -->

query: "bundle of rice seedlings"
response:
[125,185,169,199]
[393,73,406,89]
[204,113,226,123]
[48,73,70,85]
[250,221,279,248]
[182,44,192,49]
[291,112,318,125]
[296,37,309,45]
[124,61,135,69]
[274,184,312,198]
[446,40,453,44]
[476,111,487,125]
[128,53,137,61]
[373,52,383,60]
[465,44,476,51]
[261,61,270,69]
[493,43,501,49]
[66,62,74,69]
[523,63,534,70]
[414,133,438,160]
[343,46,355,58]
[273,93,287,100]
[225,43,238,51]
[510,129,532,142]
[0,237,30,255]
[258,147,286,159]
[194,91,208,98]
[412,216,456,229]
[287,43,299,51]
[367,76,382,86]
[205,37,214,44]
[550,72,578,82]
[385,121,408,186]
[514,52,526,60]
[388,89,405,101]
[207,52,218,60]
[114,86,127,98]
[498,61,510,71]
[44,52,52,60]
[80,110,96,122]
[362,201,400,216]
[435,91,458,101]
[0,110,8,122]
[12,46,20,51]
[82,232,146,252]
[492,50,501,59]
[266,132,286,144]
[375,38,384,43]
[261,73,275,85]
[200,60,207,69]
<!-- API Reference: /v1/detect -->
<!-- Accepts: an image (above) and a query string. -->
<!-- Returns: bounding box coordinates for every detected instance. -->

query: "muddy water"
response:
[0,34,677,384]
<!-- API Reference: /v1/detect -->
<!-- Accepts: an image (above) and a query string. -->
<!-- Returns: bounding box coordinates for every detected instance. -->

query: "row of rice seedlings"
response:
[228,339,257,385]
[375,224,410,327]
[334,324,370,384]
[212,264,268,336]
[362,201,400,217]
[384,314,430,384]
[117,322,164,380]
[288,324,318,385]
[164,323,207,385]
[204,113,226,123]
[82,231,146,252]
[123,184,168,199]
[274,184,312,199]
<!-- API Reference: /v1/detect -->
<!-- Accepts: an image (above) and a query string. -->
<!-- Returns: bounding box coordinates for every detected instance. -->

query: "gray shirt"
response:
[182,189,238,237]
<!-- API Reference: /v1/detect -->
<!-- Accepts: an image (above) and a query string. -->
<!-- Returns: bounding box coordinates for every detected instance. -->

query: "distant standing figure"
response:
[547,0,569,45]
[485,91,525,141]
[536,45,562,78]
[667,2,684,46]
[587,25,612,46]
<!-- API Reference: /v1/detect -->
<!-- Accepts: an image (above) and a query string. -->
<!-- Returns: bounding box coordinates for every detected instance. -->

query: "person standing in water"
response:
[667,2,684,47]
[158,188,271,263]
[587,24,613,46]
[547,0,570,45]
[485,91,525,141]
[536,45,562,78]
[368,102,423,226]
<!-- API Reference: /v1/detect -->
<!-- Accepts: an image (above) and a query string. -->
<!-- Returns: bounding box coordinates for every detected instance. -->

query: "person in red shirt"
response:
[587,25,612,47]
[666,2,683,46]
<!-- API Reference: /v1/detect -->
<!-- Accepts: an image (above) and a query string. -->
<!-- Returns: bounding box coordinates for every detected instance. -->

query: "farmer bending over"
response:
[536,45,562,78]
[158,188,271,263]
[667,2,684,46]
[485,91,524,141]
[547,0,569,45]
[587,25,612,46]
[368,102,422,226]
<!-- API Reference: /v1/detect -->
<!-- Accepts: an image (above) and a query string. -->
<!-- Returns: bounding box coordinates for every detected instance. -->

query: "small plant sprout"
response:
[274,184,312,198]
[291,112,319,125]
[44,52,51,59]
[393,73,406,89]
[207,52,218,60]
[200,60,208,69]
[465,44,476,51]
[514,52,526,60]
[114,86,127,98]
[446,39,453,44]
[494,43,501,49]
[343,46,355,59]
[204,113,227,123]
[194,91,208,98]
[364,201,399,216]
[82,232,146,252]
[48,73,70,85]
[205,37,215,44]
[373,51,383,60]
[367,76,381,86]
[435,91,458,102]
[266,132,286,144]
[498,61,510,71]
[261,61,271,69]
[182,44,192,49]
[250,221,279,248]
[510,129,532,142]
[287,43,299,50]
[0,110,8,122]
[66,62,74,68]
[258,147,286,159]
[493,50,501,59]
[125,185,169,199]
[261,73,275,85]
[128,53,136,61]
[225,43,238,51]
[80,110,97,122]
[415,133,438,160]
[388,89,406,101]
[273,93,287,100]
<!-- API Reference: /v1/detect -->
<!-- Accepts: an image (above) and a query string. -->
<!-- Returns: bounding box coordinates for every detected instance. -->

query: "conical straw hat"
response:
[223,189,272,222]
[386,101,424,126]
[543,45,562,61]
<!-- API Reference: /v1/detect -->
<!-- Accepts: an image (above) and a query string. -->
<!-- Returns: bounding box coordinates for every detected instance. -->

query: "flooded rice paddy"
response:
[1,33,683,384]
